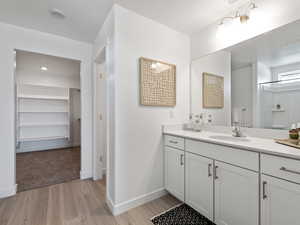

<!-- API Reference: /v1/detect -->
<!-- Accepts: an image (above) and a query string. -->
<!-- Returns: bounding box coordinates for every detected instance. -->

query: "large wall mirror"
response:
[191,19,300,130]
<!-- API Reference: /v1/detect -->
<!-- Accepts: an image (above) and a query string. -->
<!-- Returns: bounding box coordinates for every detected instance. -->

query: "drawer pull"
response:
[180,154,184,166]
[280,167,300,175]
[169,140,178,144]
[263,181,267,199]
[214,165,219,180]
[208,164,212,177]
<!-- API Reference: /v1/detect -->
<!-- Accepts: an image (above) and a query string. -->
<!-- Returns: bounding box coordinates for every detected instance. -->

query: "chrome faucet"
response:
[232,122,243,137]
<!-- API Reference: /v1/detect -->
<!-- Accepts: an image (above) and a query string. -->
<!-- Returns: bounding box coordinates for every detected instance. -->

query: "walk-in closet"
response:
[15,50,81,191]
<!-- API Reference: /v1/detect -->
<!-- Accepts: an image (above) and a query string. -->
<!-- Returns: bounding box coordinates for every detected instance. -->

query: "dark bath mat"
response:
[151,204,215,225]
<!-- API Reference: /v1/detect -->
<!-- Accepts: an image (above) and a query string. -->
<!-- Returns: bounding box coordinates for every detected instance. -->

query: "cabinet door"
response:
[261,175,300,225]
[164,146,184,201]
[185,152,214,221]
[214,161,259,225]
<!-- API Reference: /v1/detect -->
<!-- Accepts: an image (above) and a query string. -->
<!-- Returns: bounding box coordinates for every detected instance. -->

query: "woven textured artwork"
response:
[140,57,176,106]
[203,72,224,108]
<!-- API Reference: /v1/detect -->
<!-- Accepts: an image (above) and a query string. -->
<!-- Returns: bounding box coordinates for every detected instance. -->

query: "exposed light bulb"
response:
[41,66,48,71]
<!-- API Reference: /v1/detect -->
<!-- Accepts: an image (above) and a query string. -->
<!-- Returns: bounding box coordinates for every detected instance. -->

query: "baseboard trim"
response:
[80,170,92,180]
[0,184,17,199]
[106,195,114,214]
[110,188,167,216]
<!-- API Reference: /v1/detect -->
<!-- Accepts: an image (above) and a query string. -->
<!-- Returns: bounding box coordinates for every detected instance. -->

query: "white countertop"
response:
[164,129,300,160]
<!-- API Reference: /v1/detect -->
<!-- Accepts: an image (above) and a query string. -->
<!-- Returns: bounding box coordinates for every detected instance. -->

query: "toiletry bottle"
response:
[193,114,201,132]
[188,114,193,130]
[289,124,299,142]
[208,114,212,124]
[297,123,300,132]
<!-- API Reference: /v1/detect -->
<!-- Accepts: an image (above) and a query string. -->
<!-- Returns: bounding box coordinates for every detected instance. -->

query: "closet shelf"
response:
[17,85,71,144]
[18,95,69,101]
[18,111,68,113]
[272,109,285,112]
[19,123,69,127]
[19,136,69,142]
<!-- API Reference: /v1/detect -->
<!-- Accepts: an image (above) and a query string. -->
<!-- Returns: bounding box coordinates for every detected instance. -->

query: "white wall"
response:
[232,65,253,127]
[191,0,300,59]
[17,70,80,89]
[0,22,93,198]
[191,51,231,126]
[16,50,81,89]
[254,62,272,128]
[113,5,190,210]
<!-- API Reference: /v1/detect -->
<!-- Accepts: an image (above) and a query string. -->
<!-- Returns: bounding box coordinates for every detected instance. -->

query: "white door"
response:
[261,175,300,225]
[214,161,259,225]
[185,152,214,221]
[165,146,184,201]
[94,63,107,180]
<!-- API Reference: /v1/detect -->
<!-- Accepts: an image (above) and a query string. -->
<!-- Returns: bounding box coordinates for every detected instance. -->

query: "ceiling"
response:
[0,0,113,43]
[0,0,250,43]
[16,50,81,77]
[227,19,300,70]
[115,0,250,35]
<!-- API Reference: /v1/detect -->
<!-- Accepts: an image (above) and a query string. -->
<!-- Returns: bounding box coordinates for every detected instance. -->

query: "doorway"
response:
[15,50,81,192]
[93,46,108,185]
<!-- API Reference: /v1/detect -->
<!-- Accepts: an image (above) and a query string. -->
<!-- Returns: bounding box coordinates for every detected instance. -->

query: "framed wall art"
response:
[202,72,224,108]
[139,57,176,106]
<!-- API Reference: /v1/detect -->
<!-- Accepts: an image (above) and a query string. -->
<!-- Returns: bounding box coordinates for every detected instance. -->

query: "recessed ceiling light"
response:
[226,0,239,4]
[41,66,48,71]
[50,8,66,19]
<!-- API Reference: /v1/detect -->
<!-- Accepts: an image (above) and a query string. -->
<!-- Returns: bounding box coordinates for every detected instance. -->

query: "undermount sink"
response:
[209,135,250,142]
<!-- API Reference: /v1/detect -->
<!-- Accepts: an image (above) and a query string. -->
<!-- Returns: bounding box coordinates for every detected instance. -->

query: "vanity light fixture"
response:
[219,1,258,26]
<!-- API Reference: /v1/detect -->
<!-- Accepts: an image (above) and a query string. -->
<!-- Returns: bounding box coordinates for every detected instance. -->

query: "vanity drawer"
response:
[186,139,259,171]
[164,135,185,150]
[261,154,300,184]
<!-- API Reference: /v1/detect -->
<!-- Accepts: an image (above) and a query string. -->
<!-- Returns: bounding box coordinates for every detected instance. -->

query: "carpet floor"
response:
[16,147,80,192]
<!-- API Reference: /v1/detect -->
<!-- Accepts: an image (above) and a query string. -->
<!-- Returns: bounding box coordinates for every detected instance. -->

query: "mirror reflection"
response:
[191,20,300,130]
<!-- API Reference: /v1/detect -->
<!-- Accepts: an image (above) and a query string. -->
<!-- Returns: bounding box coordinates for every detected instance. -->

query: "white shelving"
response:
[19,136,69,142]
[19,123,69,127]
[272,108,285,112]
[19,111,68,113]
[16,84,71,147]
[18,95,69,101]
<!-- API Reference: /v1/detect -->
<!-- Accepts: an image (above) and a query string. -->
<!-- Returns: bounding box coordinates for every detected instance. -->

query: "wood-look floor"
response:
[0,179,180,225]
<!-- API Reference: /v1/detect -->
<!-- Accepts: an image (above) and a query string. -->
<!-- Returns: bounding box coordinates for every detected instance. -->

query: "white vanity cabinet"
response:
[164,144,185,201]
[164,134,300,225]
[214,161,259,225]
[261,175,300,225]
[185,152,214,220]
[164,134,259,225]
[261,154,300,225]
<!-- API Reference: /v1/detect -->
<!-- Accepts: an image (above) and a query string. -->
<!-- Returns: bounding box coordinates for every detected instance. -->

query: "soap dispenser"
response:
[193,114,202,132]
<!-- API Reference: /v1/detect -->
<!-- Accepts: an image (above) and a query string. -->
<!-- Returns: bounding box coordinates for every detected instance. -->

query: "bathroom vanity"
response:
[163,130,300,225]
